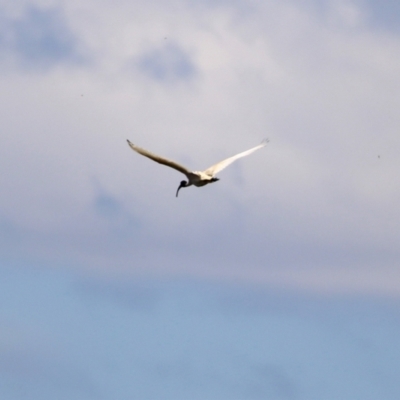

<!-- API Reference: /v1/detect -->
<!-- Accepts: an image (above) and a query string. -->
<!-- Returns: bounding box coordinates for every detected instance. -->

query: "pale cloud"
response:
[1,0,400,294]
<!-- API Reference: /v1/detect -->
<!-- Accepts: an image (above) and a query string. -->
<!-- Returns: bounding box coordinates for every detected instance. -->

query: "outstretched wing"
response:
[127,140,191,176]
[204,139,269,176]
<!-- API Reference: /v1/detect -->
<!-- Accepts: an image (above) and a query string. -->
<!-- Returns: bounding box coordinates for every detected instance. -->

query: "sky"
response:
[1,0,400,398]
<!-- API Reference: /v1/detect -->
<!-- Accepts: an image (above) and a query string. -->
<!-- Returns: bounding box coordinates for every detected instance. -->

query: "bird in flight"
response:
[127,139,269,197]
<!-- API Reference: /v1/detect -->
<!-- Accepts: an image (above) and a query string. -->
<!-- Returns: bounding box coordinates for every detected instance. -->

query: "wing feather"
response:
[204,139,269,176]
[127,140,191,176]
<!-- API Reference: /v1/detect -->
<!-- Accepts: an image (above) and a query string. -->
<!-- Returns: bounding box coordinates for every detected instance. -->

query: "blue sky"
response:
[1,264,400,399]
[1,0,400,398]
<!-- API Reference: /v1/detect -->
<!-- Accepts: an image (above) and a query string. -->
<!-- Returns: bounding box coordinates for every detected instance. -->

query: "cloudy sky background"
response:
[1,0,400,398]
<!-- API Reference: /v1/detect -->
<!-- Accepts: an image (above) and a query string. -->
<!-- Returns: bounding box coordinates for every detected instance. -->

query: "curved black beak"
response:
[176,181,186,197]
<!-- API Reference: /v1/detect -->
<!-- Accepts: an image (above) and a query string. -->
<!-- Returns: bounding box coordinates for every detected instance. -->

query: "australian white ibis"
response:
[127,139,269,197]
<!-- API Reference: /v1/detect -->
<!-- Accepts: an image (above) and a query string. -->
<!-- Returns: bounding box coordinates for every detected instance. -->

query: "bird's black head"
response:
[176,180,187,197]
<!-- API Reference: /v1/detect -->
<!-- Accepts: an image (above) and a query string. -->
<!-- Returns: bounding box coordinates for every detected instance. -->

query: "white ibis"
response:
[127,139,269,197]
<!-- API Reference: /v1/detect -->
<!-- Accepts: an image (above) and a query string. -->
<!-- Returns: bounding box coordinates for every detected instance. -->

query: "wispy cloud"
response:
[0,6,86,70]
[364,0,400,31]
[92,186,142,240]
[136,43,196,82]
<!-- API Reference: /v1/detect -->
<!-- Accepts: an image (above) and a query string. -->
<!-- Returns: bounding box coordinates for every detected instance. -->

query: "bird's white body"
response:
[187,171,215,187]
[127,139,268,196]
